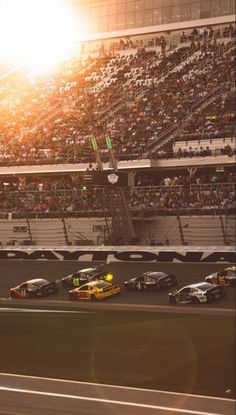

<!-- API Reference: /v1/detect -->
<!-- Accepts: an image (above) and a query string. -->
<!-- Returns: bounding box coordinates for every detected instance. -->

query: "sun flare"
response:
[0,0,81,76]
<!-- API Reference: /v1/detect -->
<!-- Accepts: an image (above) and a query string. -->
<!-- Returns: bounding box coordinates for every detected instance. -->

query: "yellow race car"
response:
[69,280,121,301]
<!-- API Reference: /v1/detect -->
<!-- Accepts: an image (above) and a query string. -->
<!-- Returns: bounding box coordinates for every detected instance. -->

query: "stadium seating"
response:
[0,24,235,166]
[0,24,235,246]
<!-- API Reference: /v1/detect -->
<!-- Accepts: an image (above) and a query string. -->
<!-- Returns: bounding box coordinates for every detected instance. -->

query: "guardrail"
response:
[1,182,235,195]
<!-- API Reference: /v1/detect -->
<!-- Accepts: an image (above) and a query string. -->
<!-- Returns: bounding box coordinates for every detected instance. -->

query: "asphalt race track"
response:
[0,261,235,415]
[0,261,235,312]
[0,373,235,415]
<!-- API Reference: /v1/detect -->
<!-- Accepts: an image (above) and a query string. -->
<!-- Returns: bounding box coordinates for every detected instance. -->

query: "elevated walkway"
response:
[173,137,235,153]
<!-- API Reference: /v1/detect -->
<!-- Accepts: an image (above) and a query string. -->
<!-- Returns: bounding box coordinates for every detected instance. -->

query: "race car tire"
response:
[62,281,71,288]
[41,289,47,296]
[69,293,78,301]
[172,279,178,287]
[91,294,97,301]
[10,292,17,299]
[192,297,201,304]
[169,296,176,304]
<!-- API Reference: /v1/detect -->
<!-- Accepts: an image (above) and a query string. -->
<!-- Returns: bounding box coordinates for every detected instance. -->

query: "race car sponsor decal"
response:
[0,249,235,263]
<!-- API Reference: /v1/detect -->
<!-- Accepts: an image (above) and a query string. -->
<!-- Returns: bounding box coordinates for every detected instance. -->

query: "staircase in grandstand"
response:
[106,187,136,245]
[149,82,233,152]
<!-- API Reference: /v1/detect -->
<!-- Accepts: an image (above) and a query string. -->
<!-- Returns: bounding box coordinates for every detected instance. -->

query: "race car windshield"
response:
[95,282,109,288]
[31,279,48,286]
[149,272,166,278]
[81,271,100,278]
[196,283,214,290]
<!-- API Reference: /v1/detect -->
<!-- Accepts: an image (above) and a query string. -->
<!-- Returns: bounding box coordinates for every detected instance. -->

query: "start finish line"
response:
[0,246,235,263]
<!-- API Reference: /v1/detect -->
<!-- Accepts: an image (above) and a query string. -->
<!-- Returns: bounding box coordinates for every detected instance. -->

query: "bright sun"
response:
[0,0,81,76]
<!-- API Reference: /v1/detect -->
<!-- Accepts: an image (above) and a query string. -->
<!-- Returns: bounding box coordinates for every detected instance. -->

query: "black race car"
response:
[61,267,113,288]
[205,266,236,287]
[124,271,177,291]
[10,278,59,299]
[168,282,225,304]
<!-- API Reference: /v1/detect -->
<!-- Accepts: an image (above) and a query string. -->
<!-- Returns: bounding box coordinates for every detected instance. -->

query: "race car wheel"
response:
[54,285,59,292]
[169,296,176,304]
[172,278,178,287]
[28,292,34,298]
[192,297,200,304]
[91,294,97,301]
[70,293,78,301]
[10,292,17,299]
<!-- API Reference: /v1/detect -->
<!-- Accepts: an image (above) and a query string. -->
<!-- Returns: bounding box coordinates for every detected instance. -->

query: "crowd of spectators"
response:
[0,184,234,217]
[148,142,235,161]
[134,169,236,187]
[0,24,235,166]
[110,40,235,158]
[128,186,235,216]
[0,169,235,216]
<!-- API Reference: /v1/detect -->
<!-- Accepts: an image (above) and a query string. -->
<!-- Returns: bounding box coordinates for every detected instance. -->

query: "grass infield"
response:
[0,308,235,398]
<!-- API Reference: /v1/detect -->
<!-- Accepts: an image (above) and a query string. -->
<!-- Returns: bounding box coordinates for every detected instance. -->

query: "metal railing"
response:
[0,207,235,221]
[0,141,234,168]
[0,183,235,221]
[0,182,235,196]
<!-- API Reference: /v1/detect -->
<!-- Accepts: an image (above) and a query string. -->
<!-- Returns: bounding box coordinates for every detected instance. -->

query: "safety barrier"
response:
[0,246,235,263]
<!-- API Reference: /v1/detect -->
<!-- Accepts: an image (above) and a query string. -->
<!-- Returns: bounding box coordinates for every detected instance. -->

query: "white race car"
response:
[168,282,225,304]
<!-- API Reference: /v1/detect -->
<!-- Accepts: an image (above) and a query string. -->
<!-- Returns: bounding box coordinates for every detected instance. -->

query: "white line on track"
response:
[0,308,93,313]
[0,373,234,402]
[0,386,226,415]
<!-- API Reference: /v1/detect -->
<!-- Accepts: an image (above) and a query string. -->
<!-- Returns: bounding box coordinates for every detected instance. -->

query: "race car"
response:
[168,282,225,304]
[205,266,236,287]
[124,271,177,291]
[61,267,113,288]
[69,280,120,301]
[10,278,59,299]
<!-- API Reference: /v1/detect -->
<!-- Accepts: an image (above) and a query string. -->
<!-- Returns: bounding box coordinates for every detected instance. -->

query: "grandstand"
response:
[0,1,235,247]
